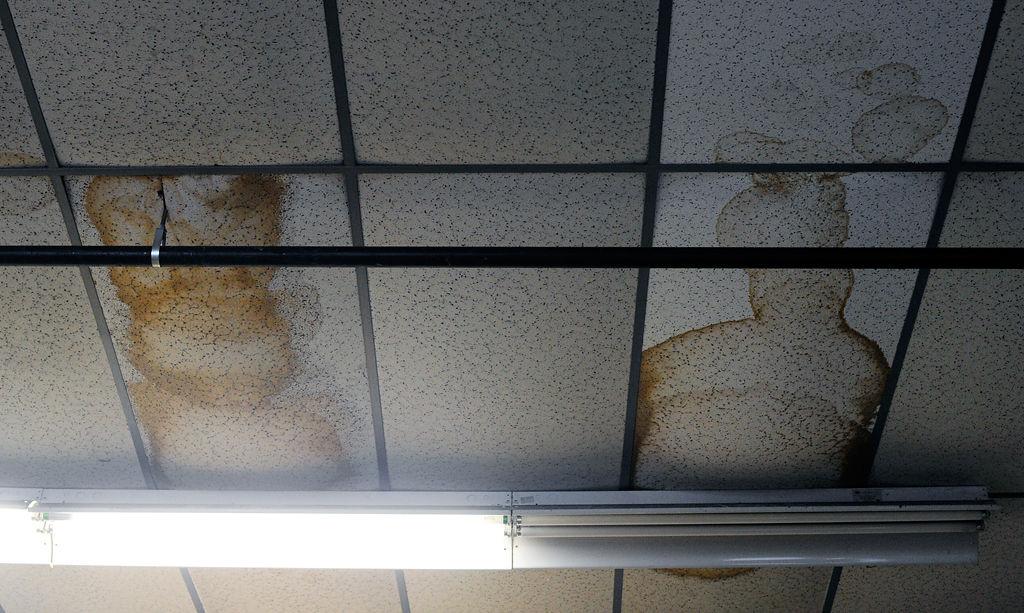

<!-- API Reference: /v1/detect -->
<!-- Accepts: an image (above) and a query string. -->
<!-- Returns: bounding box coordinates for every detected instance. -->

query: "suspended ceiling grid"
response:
[1,0,1023,611]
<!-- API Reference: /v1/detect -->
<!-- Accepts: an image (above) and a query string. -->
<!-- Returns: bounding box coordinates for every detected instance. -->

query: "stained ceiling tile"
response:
[68,174,378,490]
[7,0,341,165]
[404,570,613,613]
[1,34,43,166]
[190,569,402,613]
[966,0,1024,161]
[361,173,643,490]
[832,499,1024,612]
[638,172,938,489]
[339,1,658,163]
[872,173,1024,491]
[662,1,989,162]
[0,566,195,613]
[0,176,144,487]
[622,567,829,613]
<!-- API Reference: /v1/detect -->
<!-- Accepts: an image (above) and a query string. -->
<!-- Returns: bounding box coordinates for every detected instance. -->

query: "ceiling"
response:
[1,0,1022,611]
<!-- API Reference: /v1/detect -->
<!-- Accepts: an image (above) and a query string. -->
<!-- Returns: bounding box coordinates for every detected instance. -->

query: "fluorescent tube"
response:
[0,490,511,569]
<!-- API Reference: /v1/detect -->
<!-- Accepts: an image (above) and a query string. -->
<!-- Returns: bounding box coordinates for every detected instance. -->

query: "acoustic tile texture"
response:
[404,570,612,613]
[0,36,42,166]
[0,566,195,613]
[190,569,402,613]
[832,499,1024,613]
[873,173,1024,490]
[8,0,341,165]
[361,173,643,489]
[0,176,144,487]
[637,172,938,489]
[662,0,989,162]
[69,174,378,490]
[622,567,830,613]
[967,0,1024,160]
[339,0,658,163]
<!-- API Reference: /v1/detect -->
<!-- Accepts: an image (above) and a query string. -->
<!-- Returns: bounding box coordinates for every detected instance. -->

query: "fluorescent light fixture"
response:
[511,488,995,568]
[0,490,511,569]
[0,487,993,569]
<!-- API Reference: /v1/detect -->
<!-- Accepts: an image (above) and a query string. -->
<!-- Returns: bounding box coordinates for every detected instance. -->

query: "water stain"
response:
[633,164,886,573]
[854,63,920,98]
[635,167,889,491]
[634,55,949,494]
[0,152,40,166]
[1,152,60,222]
[656,568,754,581]
[853,95,949,162]
[635,51,949,583]
[84,175,344,489]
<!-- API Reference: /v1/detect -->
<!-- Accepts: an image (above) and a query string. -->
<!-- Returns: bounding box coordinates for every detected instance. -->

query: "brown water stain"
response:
[656,568,754,581]
[84,175,344,489]
[1,152,53,215]
[0,152,40,166]
[635,168,888,491]
[853,95,949,162]
[854,63,920,99]
[634,168,890,579]
[634,55,947,583]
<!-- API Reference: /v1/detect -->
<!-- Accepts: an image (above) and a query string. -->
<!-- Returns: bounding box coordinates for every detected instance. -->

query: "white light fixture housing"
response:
[0,487,993,570]
[510,487,994,568]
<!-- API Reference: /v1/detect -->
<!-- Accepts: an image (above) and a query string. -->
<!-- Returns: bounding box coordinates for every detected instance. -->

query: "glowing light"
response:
[0,508,510,569]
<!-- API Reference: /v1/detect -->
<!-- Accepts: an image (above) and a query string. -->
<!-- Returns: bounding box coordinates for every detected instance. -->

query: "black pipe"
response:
[0,246,1020,269]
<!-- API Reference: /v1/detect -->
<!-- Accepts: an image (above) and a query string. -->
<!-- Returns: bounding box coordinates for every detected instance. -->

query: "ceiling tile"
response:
[638,172,938,489]
[8,0,341,165]
[0,566,195,613]
[404,570,613,613]
[966,1,1024,161]
[0,35,42,166]
[832,499,1024,612]
[361,174,643,490]
[0,176,144,487]
[68,175,378,490]
[872,173,1024,490]
[339,1,658,163]
[933,172,1024,246]
[622,568,829,613]
[663,1,989,162]
[191,569,401,613]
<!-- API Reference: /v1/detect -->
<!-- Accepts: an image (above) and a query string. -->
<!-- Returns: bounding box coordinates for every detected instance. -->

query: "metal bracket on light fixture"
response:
[0,486,996,570]
[150,202,169,268]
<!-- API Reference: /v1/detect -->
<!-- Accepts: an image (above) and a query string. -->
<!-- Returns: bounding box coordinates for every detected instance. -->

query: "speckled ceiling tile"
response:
[68,174,378,490]
[0,176,144,487]
[361,173,643,490]
[339,0,657,163]
[966,0,1024,161]
[832,499,1024,612]
[622,567,829,613]
[7,0,340,165]
[0,566,196,613]
[872,173,1024,491]
[189,569,401,613]
[404,570,612,613]
[637,172,939,490]
[0,32,43,166]
[662,1,989,162]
